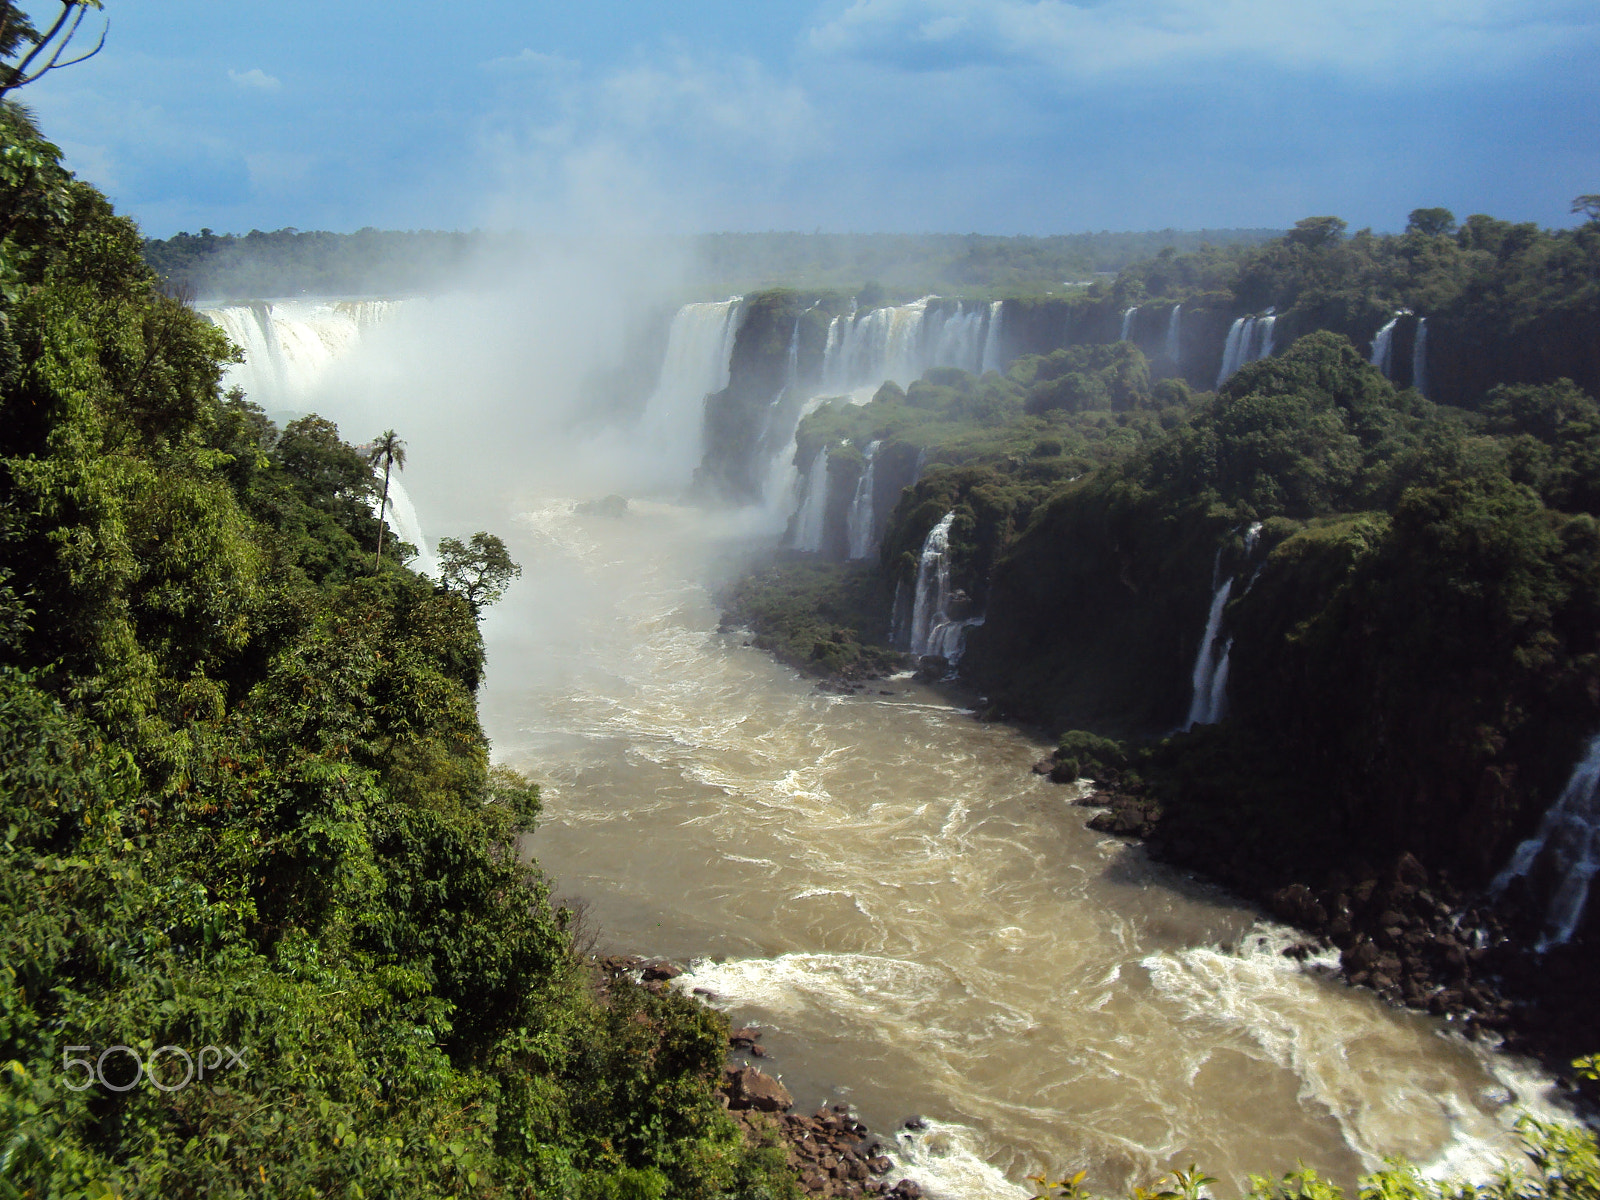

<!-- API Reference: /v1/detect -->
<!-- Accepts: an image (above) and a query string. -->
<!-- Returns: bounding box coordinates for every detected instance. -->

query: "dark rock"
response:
[724,1066,793,1113]
[1032,758,1056,775]
[914,655,950,682]
[902,1116,927,1131]
[729,1026,762,1046]
[642,960,683,981]
[1394,852,1429,888]
[889,1182,923,1200]
[868,1157,893,1175]
[1269,884,1328,930]
[750,1044,770,1058]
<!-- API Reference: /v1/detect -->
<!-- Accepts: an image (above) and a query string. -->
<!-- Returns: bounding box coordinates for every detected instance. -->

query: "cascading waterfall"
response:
[927,304,986,372]
[845,441,882,560]
[638,298,745,487]
[1412,317,1430,398]
[369,471,438,576]
[1369,312,1403,379]
[1185,568,1235,730]
[907,512,983,663]
[789,447,831,552]
[1120,306,1138,342]
[1164,304,1182,367]
[980,301,1005,374]
[201,299,403,406]
[1184,523,1263,729]
[1216,311,1278,387]
[1492,734,1600,948]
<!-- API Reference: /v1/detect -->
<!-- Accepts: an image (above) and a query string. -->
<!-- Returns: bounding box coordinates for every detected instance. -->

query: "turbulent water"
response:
[477,499,1561,1200]
[209,288,1566,1200]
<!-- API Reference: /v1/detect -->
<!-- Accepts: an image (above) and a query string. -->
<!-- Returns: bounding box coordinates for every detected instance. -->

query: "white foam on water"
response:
[895,1119,1031,1200]
[1142,924,1566,1182]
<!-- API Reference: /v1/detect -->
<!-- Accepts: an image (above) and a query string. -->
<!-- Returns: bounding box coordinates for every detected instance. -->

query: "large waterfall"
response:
[822,298,1007,393]
[789,448,831,552]
[1369,312,1403,378]
[1184,524,1262,729]
[1412,317,1430,398]
[640,298,745,475]
[907,511,983,663]
[1215,313,1277,387]
[369,470,438,576]
[202,300,403,407]
[1164,304,1182,367]
[1120,306,1138,342]
[845,441,883,560]
[1492,734,1600,948]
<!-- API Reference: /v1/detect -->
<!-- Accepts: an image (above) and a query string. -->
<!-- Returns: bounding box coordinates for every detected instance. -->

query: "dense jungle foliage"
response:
[0,100,797,1199]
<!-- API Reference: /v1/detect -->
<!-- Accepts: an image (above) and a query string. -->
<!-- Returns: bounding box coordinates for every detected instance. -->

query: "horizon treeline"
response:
[142,226,1287,299]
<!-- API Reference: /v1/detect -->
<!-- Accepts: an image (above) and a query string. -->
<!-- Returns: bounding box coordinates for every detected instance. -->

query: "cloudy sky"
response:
[19,0,1599,237]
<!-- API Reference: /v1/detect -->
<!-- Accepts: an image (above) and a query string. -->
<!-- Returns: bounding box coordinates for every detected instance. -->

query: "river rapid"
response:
[477,497,1561,1200]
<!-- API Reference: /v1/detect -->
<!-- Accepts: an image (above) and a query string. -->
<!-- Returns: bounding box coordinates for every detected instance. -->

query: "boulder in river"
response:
[724,1065,793,1112]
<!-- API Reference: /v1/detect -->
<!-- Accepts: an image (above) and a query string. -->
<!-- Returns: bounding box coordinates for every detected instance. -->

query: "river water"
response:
[478,497,1561,1200]
[212,292,1566,1200]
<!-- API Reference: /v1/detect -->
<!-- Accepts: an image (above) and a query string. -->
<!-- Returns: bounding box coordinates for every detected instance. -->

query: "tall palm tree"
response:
[366,429,406,569]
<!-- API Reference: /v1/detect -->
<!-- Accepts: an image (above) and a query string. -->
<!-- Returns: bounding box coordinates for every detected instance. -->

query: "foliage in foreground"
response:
[0,99,796,1199]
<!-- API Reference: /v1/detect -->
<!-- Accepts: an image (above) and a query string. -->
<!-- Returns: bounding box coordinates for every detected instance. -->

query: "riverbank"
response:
[1043,757,1599,1092]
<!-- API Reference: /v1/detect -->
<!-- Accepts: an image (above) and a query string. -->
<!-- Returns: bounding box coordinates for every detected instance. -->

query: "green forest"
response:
[0,100,797,1199]
[719,200,1600,1075]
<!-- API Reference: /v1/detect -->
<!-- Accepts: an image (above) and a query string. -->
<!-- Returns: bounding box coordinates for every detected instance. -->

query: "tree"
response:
[438,532,521,610]
[0,2,106,101]
[1406,207,1456,237]
[366,428,406,569]
[1572,194,1600,224]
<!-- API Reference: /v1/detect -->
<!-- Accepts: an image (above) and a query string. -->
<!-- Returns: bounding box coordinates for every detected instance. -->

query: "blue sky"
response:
[19,0,1600,237]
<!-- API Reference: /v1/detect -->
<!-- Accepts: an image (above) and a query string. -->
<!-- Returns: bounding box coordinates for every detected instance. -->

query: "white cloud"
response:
[227,67,281,91]
[482,48,581,75]
[806,0,1600,83]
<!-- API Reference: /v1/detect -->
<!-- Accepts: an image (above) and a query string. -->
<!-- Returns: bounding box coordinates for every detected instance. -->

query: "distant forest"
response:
[142,226,1286,300]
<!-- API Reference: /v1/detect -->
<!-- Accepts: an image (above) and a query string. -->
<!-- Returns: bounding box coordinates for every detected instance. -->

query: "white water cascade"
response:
[1164,304,1182,367]
[1184,524,1263,730]
[1492,734,1600,948]
[822,298,1010,394]
[639,298,744,477]
[1412,317,1430,398]
[845,441,883,560]
[1216,312,1277,387]
[789,448,831,552]
[1369,312,1404,379]
[980,301,1006,374]
[1120,306,1138,342]
[369,470,438,576]
[908,511,983,663]
[201,300,403,408]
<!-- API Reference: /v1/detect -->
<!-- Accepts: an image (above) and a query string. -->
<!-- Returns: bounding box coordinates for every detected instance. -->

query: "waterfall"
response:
[789,447,831,552]
[927,303,986,373]
[369,470,438,577]
[1216,318,1250,386]
[201,299,403,407]
[1164,304,1181,367]
[1370,313,1401,378]
[1492,734,1600,948]
[782,316,801,399]
[827,297,934,391]
[907,511,983,664]
[980,301,1005,374]
[639,298,744,471]
[1216,312,1277,387]
[1412,317,1430,398]
[1120,306,1138,342]
[1255,313,1277,359]
[1184,523,1263,729]
[845,441,882,560]
[1184,569,1235,729]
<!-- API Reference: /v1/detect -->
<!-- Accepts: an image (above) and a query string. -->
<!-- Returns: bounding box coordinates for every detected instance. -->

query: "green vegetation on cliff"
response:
[0,100,795,1199]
